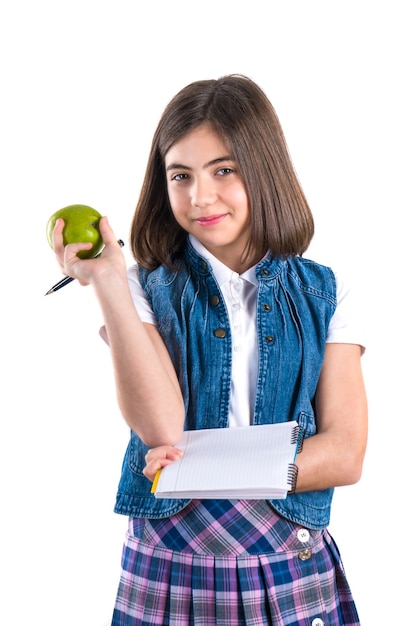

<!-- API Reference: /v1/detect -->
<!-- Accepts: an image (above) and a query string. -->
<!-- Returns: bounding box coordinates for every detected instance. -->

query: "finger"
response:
[52,218,65,255]
[98,215,118,247]
[145,445,171,463]
[63,242,94,268]
[145,446,183,464]
[143,458,164,481]
[143,448,184,482]
[165,447,184,461]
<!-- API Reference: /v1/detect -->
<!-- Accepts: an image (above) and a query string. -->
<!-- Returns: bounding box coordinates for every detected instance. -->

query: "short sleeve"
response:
[326,270,366,353]
[127,264,156,325]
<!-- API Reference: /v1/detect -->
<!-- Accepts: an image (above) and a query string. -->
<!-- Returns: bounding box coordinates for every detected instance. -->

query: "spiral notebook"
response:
[152,421,302,499]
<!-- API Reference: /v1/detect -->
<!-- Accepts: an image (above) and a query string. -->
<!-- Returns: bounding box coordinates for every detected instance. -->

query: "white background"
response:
[1,2,415,624]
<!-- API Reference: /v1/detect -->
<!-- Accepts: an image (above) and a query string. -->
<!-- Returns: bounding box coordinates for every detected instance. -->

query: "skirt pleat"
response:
[237,555,272,624]
[191,554,216,624]
[111,499,360,625]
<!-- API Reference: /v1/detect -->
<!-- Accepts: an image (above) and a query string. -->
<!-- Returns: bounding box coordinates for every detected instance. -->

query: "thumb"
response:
[99,216,120,247]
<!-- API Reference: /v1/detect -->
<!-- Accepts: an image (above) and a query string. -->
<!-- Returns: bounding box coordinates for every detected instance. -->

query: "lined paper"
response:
[153,421,300,499]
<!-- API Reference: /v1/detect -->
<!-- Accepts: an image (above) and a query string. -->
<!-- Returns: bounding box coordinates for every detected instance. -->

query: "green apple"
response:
[46,204,104,259]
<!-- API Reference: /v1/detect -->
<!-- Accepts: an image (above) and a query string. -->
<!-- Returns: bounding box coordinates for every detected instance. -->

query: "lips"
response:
[195,214,227,227]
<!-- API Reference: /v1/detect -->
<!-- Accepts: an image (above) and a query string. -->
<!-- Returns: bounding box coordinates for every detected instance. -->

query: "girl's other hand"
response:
[143,445,184,482]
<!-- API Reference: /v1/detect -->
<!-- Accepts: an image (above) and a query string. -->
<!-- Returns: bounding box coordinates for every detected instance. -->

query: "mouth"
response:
[195,214,227,227]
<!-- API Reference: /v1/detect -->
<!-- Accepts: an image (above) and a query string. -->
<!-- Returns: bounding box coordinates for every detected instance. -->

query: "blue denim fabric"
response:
[114,240,337,529]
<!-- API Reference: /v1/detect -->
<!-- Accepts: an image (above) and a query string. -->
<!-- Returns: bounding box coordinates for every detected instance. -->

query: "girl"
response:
[52,74,368,625]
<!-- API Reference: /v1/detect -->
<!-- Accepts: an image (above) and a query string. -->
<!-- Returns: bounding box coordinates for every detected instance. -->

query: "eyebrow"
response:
[166,156,234,172]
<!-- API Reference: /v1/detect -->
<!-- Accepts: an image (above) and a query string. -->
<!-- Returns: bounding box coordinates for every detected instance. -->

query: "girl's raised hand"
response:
[52,215,126,287]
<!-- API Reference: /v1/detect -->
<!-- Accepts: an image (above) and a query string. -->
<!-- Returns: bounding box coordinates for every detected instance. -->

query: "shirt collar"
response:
[189,235,259,287]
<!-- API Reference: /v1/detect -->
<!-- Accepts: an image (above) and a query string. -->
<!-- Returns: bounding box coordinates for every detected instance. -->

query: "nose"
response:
[191,176,216,209]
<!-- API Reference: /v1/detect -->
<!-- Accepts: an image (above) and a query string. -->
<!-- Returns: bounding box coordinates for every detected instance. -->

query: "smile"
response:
[195,214,227,227]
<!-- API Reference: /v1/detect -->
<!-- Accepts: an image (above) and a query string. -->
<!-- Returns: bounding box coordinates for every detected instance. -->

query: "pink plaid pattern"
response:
[111,500,360,625]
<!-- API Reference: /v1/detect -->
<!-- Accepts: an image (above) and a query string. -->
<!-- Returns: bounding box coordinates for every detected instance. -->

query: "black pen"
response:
[44,239,125,296]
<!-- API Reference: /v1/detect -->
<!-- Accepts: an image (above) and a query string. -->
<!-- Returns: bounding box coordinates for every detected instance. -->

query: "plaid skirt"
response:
[111,499,360,625]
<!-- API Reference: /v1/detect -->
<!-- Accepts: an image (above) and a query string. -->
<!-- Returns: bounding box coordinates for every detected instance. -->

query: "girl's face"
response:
[165,124,251,272]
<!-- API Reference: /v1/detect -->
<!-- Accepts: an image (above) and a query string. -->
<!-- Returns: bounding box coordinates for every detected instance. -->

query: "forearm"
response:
[293,343,368,493]
[294,429,366,493]
[93,272,185,447]
[50,216,184,445]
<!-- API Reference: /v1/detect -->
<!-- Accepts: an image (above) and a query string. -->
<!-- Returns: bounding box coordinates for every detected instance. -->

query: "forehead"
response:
[165,124,230,163]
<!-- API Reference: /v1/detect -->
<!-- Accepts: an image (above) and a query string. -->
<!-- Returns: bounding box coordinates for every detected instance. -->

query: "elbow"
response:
[139,428,183,449]
[117,391,185,448]
[341,445,367,486]
[345,464,363,486]
[122,409,185,449]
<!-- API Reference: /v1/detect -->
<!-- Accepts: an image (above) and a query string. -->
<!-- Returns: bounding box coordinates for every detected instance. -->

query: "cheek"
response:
[167,185,186,209]
[231,186,250,216]
[168,196,188,226]
[167,190,180,217]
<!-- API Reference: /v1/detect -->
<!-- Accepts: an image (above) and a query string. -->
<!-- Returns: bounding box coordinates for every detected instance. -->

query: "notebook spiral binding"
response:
[290,424,304,454]
[287,463,299,494]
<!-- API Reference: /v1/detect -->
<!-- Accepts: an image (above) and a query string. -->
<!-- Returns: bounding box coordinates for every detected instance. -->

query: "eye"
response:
[171,172,189,182]
[216,167,235,176]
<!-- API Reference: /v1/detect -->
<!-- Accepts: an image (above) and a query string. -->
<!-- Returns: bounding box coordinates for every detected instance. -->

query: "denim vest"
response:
[114,240,337,530]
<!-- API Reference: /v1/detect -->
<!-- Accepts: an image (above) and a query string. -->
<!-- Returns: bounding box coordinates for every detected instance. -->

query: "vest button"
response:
[211,295,220,306]
[263,303,271,311]
[214,328,227,338]
[262,269,269,276]
[265,335,274,343]
[200,260,207,271]
[298,548,312,561]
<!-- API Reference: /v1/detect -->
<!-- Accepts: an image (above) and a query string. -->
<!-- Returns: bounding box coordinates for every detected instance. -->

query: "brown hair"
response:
[130,74,314,270]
